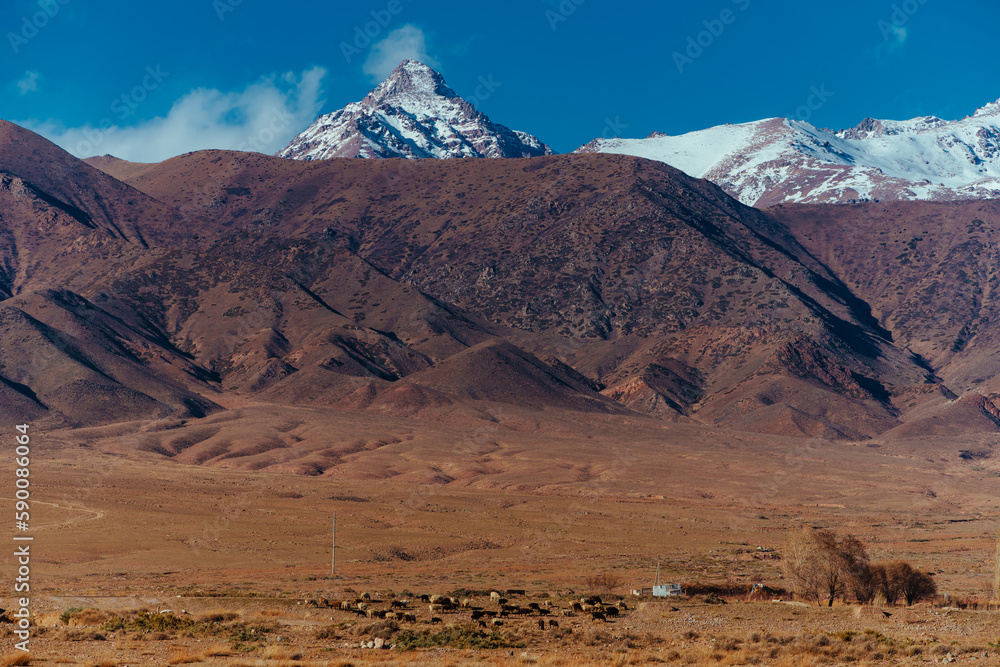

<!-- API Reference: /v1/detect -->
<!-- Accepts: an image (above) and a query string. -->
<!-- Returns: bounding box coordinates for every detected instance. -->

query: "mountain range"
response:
[276,59,1000,208]
[0,114,997,459]
[579,101,1000,207]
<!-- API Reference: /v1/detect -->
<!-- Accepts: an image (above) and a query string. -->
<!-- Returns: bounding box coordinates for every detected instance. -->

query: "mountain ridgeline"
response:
[2,118,1000,449]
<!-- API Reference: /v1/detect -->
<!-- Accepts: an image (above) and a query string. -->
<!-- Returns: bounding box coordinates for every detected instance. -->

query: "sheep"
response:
[495,598,508,606]
[538,608,551,616]
[560,609,574,617]
[490,591,501,602]
[360,592,372,601]
[570,602,583,612]
[537,619,545,630]
[390,600,407,609]
[492,618,504,627]
[548,619,559,629]
[591,612,606,622]
[460,598,473,608]
[384,611,398,620]
[403,613,416,623]
[356,602,369,611]
[340,601,351,610]
[604,606,620,617]
[419,594,430,602]
[528,602,540,611]
[428,604,443,614]
[616,601,628,611]
[471,610,485,620]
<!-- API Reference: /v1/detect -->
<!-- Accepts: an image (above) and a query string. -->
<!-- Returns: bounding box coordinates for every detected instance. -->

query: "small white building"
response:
[653,584,683,597]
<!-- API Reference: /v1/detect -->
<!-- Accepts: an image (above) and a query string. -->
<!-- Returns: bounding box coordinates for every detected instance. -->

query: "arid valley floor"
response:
[5,402,1000,665]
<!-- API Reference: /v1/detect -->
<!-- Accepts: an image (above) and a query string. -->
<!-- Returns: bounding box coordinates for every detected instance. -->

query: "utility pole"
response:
[332,512,337,577]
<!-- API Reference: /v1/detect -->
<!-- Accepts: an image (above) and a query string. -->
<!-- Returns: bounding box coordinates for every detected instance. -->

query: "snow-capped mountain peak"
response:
[973,98,1000,118]
[577,98,1000,206]
[277,60,552,161]
[364,59,456,103]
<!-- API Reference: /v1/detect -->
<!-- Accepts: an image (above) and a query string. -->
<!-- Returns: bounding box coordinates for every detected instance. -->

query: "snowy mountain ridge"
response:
[278,60,551,161]
[577,99,1000,206]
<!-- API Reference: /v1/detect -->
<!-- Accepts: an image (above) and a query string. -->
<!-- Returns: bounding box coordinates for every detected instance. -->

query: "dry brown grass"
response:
[260,645,304,660]
[203,643,234,657]
[0,653,29,667]
[68,608,113,626]
[198,610,241,623]
[79,661,118,667]
[167,648,203,665]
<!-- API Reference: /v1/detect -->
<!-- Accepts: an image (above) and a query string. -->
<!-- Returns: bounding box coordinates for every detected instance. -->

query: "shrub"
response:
[393,624,523,650]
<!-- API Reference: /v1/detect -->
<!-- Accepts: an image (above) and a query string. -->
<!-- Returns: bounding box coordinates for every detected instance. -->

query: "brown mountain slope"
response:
[82,148,942,437]
[769,200,1000,395]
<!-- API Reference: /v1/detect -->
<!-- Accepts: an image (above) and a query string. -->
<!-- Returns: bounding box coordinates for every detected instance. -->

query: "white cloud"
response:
[875,20,908,58]
[363,24,439,82]
[21,67,326,163]
[17,70,40,95]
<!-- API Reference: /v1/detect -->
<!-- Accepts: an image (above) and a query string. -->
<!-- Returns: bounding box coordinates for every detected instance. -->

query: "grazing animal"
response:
[591,612,606,622]
[478,619,488,629]
[385,611,398,620]
[490,591,501,602]
[360,592,372,601]
[538,608,550,616]
[390,600,407,609]
[419,594,430,602]
[571,602,583,612]
[604,606,619,617]
[356,602,369,611]
[340,601,350,610]
[430,616,443,624]
[616,601,628,611]
[492,618,504,627]
[428,604,443,613]
[496,598,508,606]
[548,620,559,629]
[537,619,545,630]
[560,609,574,617]
[404,613,416,622]
[528,603,540,611]
[471,610,484,620]
[430,594,444,603]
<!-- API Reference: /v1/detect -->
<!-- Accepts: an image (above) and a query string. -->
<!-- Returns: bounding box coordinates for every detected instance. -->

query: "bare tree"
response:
[883,561,937,606]
[782,528,825,604]
[851,562,886,605]
[584,571,622,593]
[782,529,870,607]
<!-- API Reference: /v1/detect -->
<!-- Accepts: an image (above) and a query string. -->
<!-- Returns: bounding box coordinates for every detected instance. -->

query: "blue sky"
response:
[2,0,998,162]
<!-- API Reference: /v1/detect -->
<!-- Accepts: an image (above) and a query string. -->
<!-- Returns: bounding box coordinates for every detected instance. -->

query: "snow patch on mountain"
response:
[577,99,1000,206]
